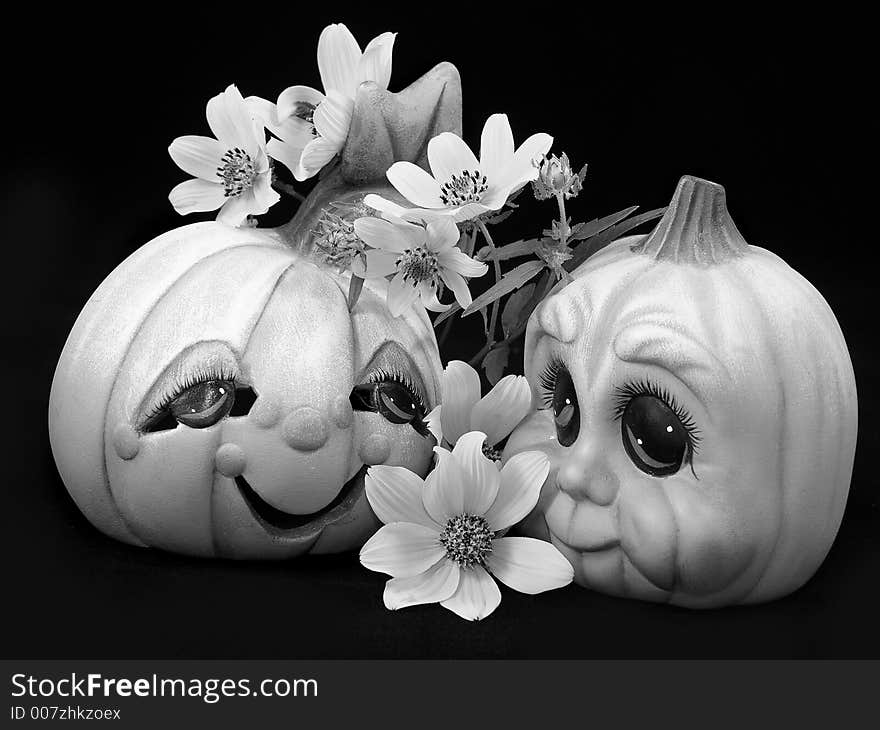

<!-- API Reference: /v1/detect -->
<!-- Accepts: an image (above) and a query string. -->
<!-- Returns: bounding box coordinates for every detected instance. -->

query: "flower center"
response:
[218,148,256,197]
[481,443,503,462]
[396,248,440,286]
[439,514,495,568]
[439,169,488,207]
[291,101,316,125]
[291,101,320,138]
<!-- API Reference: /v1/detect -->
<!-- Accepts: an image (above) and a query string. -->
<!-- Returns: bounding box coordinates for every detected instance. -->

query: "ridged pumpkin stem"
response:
[632,175,749,265]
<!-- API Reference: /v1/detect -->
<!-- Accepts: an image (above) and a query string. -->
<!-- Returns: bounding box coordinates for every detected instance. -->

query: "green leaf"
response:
[482,208,515,226]
[432,301,462,328]
[570,206,639,242]
[482,345,510,385]
[501,283,536,338]
[347,275,364,312]
[476,238,542,262]
[462,260,545,317]
[566,206,667,272]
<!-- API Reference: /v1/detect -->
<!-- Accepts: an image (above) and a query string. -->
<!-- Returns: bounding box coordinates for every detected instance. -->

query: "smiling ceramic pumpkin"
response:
[48,64,462,559]
[505,175,858,607]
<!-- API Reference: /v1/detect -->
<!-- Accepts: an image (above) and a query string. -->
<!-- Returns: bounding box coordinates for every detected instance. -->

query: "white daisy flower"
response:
[359,432,573,621]
[248,23,396,181]
[363,114,552,223]
[168,85,279,228]
[425,360,532,459]
[352,215,488,316]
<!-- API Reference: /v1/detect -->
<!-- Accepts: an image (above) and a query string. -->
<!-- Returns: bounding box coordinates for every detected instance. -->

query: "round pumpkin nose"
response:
[281,406,330,451]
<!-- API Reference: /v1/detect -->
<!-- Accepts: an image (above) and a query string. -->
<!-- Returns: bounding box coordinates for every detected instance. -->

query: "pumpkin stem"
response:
[272,62,464,257]
[632,175,749,265]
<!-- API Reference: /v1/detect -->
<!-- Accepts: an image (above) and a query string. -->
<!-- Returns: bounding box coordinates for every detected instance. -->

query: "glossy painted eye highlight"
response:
[350,369,430,437]
[539,357,580,447]
[612,380,700,477]
[144,379,236,432]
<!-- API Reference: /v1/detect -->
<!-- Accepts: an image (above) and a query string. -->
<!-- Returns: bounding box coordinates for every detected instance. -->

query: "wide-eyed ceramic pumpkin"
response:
[505,175,858,607]
[48,63,463,559]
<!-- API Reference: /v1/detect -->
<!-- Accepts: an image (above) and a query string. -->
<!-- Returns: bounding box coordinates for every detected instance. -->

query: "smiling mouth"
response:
[234,465,368,535]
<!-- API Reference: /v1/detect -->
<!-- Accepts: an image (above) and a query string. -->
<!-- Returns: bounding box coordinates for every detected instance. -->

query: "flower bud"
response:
[532,152,584,200]
[313,210,366,271]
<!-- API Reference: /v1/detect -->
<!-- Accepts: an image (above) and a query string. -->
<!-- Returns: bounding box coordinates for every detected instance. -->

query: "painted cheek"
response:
[666,484,756,597]
[618,478,678,592]
[106,424,219,555]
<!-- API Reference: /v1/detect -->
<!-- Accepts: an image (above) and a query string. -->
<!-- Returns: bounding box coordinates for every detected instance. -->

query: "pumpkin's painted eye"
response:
[350,369,430,437]
[376,382,422,424]
[613,380,700,477]
[621,396,688,476]
[144,379,235,432]
[539,357,580,447]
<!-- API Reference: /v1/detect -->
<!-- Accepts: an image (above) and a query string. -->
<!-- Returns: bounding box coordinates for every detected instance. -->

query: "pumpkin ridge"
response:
[724,263,788,603]
[100,242,293,545]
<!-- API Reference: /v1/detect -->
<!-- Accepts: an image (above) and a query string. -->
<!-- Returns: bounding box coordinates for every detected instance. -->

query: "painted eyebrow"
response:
[612,321,728,408]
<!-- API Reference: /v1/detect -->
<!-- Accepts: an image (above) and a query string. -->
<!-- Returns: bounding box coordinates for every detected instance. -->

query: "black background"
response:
[3,8,875,658]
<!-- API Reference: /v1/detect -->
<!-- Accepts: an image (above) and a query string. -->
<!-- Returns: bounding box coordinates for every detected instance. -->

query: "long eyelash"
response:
[369,367,427,413]
[611,379,702,453]
[538,355,565,409]
[143,365,237,424]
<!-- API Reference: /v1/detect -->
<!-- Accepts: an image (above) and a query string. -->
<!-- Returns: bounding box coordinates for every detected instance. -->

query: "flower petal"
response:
[206,84,262,155]
[317,23,362,97]
[427,132,480,185]
[274,117,315,149]
[359,522,444,578]
[424,217,460,252]
[245,95,280,127]
[479,113,515,180]
[496,132,554,192]
[364,465,438,528]
[440,565,501,621]
[446,201,493,223]
[251,171,280,213]
[276,85,325,121]
[486,537,574,594]
[266,137,305,177]
[386,162,444,208]
[439,360,481,446]
[422,446,468,524]
[295,136,340,181]
[470,375,532,447]
[439,246,489,278]
[357,31,396,90]
[451,431,500,515]
[354,216,423,253]
[418,282,450,313]
[383,558,460,610]
[168,136,224,181]
[352,249,398,279]
[313,90,354,146]
[216,191,253,228]
[363,193,411,219]
[425,405,443,445]
[439,269,472,310]
[168,178,225,216]
[484,451,550,531]
[386,272,419,316]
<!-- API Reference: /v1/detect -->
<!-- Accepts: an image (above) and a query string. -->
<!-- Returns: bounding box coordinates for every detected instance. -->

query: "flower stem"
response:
[438,310,456,347]
[477,219,502,345]
[555,193,570,242]
[467,269,555,367]
[272,179,306,203]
